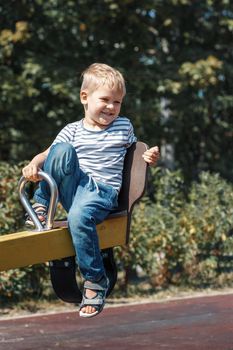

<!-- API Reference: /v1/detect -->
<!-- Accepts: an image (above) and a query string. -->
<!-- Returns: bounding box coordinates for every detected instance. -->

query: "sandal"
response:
[25,203,48,227]
[79,276,109,318]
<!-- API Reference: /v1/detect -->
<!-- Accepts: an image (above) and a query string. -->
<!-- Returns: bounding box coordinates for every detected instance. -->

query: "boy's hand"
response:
[22,148,48,182]
[142,146,160,166]
[22,163,42,182]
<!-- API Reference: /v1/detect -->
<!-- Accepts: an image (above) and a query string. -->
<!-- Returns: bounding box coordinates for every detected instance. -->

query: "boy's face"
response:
[80,86,124,129]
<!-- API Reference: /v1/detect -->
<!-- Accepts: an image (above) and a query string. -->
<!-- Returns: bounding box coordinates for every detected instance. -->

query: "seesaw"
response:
[0,142,148,303]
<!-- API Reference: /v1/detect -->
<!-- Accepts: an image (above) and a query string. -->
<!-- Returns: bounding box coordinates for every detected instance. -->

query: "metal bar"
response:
[18,170,58,231]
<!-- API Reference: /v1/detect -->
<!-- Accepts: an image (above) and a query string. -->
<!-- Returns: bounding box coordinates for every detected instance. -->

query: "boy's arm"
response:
[142,146,160,166]
[22,147,50,182]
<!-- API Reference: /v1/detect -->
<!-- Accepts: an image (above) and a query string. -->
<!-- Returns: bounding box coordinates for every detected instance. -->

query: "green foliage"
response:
[1,1,232,184]
[115,168,233,291]
[181,172,233,285]
[0,265,49,302]
[154,1,233,182]
[0,161,25,234]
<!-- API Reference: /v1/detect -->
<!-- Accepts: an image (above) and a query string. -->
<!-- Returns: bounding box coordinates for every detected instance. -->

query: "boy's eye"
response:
[99,98,121,105]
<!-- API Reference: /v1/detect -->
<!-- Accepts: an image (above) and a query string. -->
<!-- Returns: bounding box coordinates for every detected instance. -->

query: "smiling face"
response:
[80,86,124,130]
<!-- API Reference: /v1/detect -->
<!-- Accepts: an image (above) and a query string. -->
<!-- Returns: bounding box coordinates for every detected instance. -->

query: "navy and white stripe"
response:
[52,116,137,191]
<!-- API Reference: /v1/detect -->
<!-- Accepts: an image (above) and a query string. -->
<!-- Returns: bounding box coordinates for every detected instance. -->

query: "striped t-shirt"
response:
[52,116,137,192]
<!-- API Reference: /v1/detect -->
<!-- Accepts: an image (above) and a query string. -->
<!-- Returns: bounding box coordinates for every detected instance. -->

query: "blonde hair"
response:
[81,63,126,96]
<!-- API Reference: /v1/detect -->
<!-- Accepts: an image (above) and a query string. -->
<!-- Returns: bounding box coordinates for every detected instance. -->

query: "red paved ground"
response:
[0,293,233,350]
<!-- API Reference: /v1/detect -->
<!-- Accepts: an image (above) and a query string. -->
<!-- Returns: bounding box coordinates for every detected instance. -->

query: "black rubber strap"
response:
[49,256,82,303]
[49,248,117,303]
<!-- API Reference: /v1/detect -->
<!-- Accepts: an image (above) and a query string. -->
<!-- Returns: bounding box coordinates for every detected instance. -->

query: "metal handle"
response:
[18,171,58,231]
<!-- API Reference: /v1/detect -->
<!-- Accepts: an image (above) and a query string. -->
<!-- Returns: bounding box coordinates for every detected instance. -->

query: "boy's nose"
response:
[106,103,114,109]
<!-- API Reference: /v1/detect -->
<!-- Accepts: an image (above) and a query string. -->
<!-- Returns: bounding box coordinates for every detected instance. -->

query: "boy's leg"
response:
[68,179,118,281]
[68,179,118,316]
[34,143,81,211]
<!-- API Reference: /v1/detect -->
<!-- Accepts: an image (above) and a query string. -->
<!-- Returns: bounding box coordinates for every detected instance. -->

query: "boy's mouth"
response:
[101,112,114,118]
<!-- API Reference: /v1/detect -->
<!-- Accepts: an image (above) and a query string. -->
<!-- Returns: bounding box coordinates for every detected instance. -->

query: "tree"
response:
[0,0,233,182]
[153,0,233,181]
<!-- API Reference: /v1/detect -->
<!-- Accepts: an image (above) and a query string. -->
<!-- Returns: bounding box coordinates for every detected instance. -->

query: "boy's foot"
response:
[79,276,109,318]
[25,203,48,227]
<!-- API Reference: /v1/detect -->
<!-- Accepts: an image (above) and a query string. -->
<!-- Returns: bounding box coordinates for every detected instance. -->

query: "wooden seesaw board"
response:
[0,215,127,271]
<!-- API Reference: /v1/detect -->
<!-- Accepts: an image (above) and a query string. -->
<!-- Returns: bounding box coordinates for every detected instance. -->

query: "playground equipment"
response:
[0,142,148,303]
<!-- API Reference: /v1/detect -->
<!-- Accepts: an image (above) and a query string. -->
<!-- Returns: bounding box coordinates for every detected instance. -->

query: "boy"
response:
[22,63,160,318]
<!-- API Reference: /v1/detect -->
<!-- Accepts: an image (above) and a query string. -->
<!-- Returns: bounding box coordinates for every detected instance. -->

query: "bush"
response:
[115,167,189,290]
[115,168,233,292]
[0,162,26,234]
[1,162,233,302]
[181,172,233,286]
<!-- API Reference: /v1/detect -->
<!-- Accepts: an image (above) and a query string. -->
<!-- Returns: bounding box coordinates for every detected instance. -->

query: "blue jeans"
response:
[34,143,118,282]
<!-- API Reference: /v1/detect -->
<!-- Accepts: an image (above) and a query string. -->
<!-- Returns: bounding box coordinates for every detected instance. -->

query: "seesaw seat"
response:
[1,142,148,302]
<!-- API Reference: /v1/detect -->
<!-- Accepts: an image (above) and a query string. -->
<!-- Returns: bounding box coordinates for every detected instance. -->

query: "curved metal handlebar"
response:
[18,171,58,231]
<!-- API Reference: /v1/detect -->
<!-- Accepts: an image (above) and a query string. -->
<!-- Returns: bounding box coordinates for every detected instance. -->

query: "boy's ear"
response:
[80,90,88,105]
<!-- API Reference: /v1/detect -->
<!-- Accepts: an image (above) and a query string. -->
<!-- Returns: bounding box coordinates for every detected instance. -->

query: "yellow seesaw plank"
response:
[0,215,127,271]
